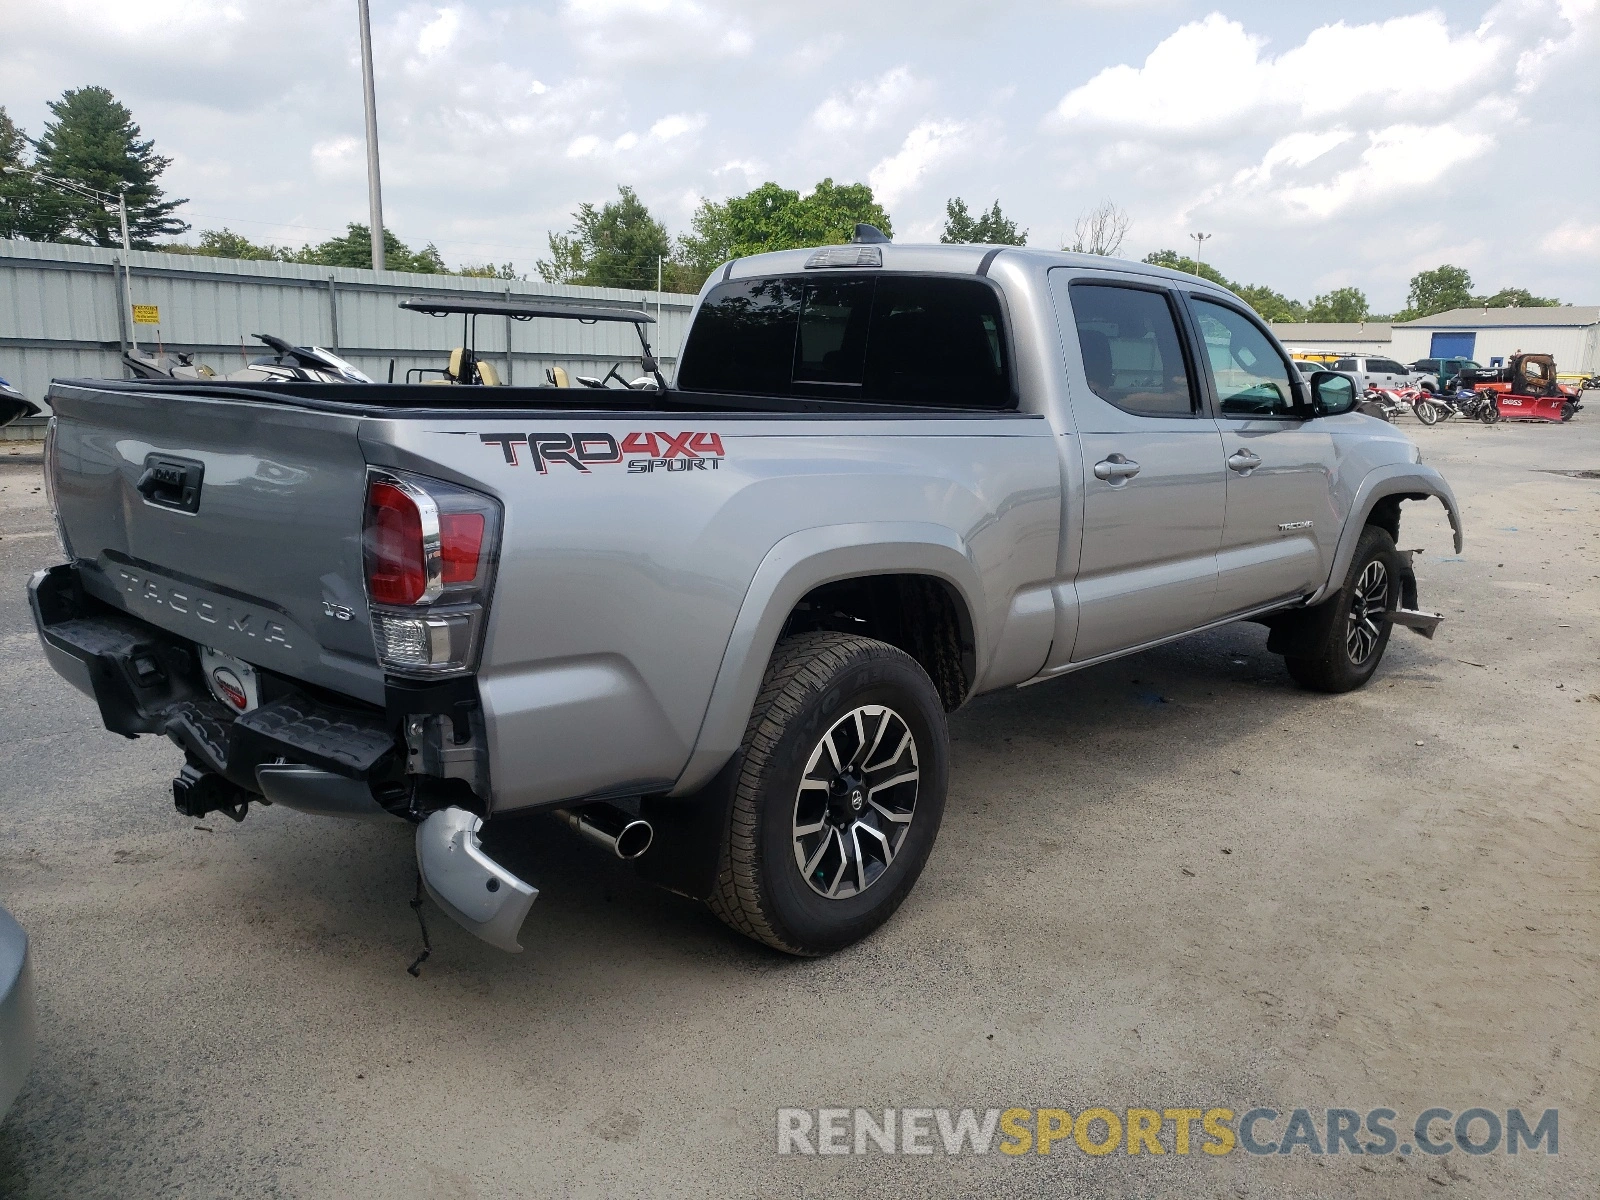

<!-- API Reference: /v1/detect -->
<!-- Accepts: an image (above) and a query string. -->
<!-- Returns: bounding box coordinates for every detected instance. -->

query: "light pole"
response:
[356,0,385,272]
[1190,232,1212,278]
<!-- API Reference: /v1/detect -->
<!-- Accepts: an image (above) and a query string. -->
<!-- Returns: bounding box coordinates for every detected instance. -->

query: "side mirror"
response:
[1309,371,1358,417]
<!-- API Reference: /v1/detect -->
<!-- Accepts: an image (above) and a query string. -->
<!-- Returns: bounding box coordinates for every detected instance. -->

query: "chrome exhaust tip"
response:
[551,803,654,860]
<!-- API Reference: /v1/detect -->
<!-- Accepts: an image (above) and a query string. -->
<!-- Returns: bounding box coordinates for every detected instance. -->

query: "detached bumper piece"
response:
[416,808,539,953]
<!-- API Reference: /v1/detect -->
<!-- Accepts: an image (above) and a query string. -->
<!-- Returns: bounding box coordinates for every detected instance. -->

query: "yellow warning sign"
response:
[132,304,160,325]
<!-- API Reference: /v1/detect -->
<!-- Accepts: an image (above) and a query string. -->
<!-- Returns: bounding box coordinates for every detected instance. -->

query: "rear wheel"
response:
[1284,526,1402,693]
[708,632,949,955]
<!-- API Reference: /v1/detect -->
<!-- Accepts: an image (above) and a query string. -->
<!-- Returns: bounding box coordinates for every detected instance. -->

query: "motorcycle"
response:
[1413,387,1500,426]
[0,375,42,427]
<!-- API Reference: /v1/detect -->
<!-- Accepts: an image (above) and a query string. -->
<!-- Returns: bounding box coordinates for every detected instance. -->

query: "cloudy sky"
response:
[3,0,1597,309]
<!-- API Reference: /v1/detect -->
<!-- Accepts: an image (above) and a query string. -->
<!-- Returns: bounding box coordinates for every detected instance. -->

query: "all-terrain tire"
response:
[1284,525,1404,693]
[707,632,948,956]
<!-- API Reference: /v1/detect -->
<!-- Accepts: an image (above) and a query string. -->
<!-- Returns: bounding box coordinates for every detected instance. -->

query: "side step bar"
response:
[416,808,538,953]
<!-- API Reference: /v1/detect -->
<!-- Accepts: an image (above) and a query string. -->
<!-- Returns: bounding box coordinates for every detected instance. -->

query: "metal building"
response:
[0,238,699,426]
[1389,307,1600,376]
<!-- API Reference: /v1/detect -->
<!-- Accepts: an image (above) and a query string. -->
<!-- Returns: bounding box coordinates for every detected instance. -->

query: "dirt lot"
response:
[0,413,1596,1199]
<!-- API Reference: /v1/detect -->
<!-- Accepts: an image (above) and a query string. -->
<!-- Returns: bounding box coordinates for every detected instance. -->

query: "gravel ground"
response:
[0,413,1596,1199]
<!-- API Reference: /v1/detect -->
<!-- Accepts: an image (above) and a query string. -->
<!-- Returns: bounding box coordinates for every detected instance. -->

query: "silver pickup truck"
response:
[30,239,1462,958]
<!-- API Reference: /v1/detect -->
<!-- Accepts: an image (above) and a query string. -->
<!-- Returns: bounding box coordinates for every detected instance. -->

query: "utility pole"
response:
[16,168,141,352]
[356,0,385,272]
[1190,232,1212,278]
[117,190,137,352]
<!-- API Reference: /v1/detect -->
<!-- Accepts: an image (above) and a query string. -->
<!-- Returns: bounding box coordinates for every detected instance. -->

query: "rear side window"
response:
[1333,358,1357,371]
[1067,283,1196,417]
[674,278,803,395]
[678,274,1013,409]
[1372,359,1407,374]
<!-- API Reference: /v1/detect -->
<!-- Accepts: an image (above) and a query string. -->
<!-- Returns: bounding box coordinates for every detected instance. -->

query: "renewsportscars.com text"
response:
[776,1106,1558,1158]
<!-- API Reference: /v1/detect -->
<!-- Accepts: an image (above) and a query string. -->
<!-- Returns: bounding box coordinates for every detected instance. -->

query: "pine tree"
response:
[0,107,41,240]
[31,86,188,247]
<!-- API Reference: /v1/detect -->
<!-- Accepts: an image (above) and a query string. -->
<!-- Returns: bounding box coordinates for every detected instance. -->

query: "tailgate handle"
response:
[136,455,205,513]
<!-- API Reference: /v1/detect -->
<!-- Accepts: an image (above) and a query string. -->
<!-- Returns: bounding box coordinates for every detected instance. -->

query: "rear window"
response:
[678,274,1013,409]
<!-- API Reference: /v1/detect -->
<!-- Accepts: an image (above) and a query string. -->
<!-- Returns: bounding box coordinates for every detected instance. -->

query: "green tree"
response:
[1142,249,1229,287]
[457,261,522,279]
[1233,283,1306,323]
[0,107,46,240]
[1403,264,1473,319]
[31,86,187,247]
[1306,286,1369,322]
[676,179,893,288]
[538,185,672,288]
[1478,286,1559,308]
[292,223,446,274]
[160,227,293,260]
[940,197,1027,246]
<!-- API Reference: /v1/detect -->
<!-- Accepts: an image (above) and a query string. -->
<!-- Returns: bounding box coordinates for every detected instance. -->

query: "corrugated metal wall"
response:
[0,239,701,416]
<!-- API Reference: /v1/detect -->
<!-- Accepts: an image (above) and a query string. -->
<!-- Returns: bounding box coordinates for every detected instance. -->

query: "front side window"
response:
[1192,299,1298,417]
[678,274,1013,408]
[1068,283,1196,417]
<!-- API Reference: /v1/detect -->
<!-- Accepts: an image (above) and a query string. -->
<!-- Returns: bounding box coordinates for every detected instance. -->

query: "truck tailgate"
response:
[47,382,384,704]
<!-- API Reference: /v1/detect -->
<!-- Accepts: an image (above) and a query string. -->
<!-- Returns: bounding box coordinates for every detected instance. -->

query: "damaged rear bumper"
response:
[29,562,540,953]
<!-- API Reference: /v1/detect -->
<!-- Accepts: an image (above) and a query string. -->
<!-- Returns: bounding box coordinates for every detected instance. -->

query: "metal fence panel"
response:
[0,238,701,413]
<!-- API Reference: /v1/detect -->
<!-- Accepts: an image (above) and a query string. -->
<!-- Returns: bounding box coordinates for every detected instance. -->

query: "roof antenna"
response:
[851,223,891,245]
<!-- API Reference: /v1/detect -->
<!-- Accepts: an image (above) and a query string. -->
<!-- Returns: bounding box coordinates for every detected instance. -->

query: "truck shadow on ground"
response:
[225,615,1446,989]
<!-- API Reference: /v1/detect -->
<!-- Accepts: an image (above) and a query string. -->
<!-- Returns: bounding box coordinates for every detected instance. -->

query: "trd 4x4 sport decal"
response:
[480,431,726,474]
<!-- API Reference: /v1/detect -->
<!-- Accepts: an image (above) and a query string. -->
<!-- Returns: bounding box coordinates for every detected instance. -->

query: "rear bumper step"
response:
[30,563,400,793]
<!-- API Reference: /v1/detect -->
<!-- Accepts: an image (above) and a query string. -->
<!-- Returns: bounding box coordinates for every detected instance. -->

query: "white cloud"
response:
[1275,123,1494,219]
[649,113,706,141]
[1540,220,1600,257]
[416,7,463,57]
[810,67,925,133]
[868,120,973,206]
[1049,11,1505,135]
[561,0,752,62]
[309,135,362,179]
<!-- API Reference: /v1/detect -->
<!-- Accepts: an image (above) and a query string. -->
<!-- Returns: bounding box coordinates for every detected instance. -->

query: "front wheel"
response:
[1415,399,1440,425]
[1560,401,1575,422]
[708,632,949,955]
[1479,396,1500,424]
[1284,526,1402,693]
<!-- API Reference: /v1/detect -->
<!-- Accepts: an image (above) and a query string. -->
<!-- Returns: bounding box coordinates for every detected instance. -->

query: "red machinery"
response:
[1461,354,1583,422]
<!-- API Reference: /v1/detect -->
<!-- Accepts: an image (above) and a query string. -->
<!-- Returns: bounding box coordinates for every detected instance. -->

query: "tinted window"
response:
[1333,358,1357,371]
[794,278,873,388]
[1191,299,1298,417]
[1372,359,1407,374]
[677,278,802,394]
[863,276,1010,408]
[1068,284,1195,417]
[679,274,1012,408]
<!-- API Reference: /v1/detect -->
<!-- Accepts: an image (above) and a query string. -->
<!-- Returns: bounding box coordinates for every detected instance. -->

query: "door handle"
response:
[1093,454,1141,483]
[1227,450,1262,475]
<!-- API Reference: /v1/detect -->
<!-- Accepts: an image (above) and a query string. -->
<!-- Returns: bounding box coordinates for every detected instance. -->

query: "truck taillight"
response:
[367,481,430,605]
[362,471,499,677]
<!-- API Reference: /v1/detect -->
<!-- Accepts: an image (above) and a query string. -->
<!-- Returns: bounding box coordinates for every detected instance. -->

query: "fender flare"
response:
[668,522,984,796]
[1308,464,1463,605]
